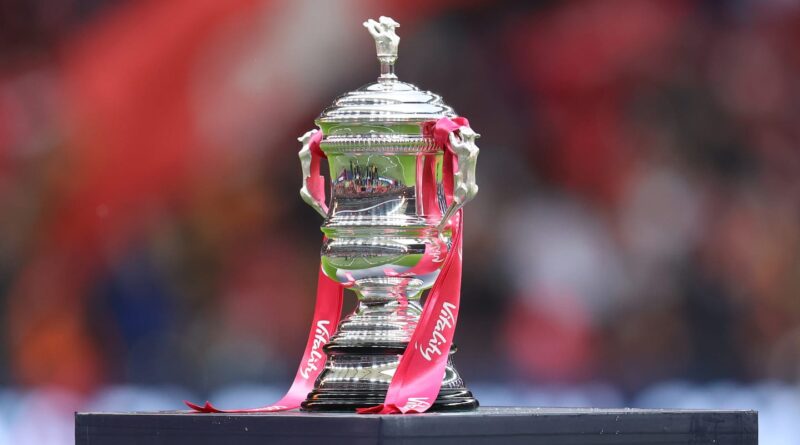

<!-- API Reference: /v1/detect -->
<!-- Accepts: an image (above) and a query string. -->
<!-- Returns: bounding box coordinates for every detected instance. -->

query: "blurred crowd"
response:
[1,0,799,426]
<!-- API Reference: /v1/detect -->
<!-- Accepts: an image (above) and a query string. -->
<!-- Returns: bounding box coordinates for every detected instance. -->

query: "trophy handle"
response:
[439,126,480,231]
[298,129,328,218]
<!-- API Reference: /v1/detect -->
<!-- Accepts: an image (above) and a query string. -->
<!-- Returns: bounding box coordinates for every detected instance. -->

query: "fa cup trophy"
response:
[188,16,480,414]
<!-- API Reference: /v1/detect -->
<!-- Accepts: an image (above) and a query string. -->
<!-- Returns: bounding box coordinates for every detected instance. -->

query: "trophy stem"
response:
[300,277,478,412]
[379,60,397,80]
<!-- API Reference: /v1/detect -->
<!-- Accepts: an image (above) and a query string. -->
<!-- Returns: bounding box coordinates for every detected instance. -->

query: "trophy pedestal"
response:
[76,407,757,445]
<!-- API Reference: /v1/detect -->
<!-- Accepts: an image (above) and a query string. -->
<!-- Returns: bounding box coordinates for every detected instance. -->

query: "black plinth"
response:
[76,407,756,444]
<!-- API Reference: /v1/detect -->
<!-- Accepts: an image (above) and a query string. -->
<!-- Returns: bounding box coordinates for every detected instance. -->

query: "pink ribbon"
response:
[306,130,328,214]
[357,117,470,414]
[186,117,472,414]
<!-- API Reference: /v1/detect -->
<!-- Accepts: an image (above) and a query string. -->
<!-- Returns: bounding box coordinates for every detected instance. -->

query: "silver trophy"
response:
[298,16,479,411]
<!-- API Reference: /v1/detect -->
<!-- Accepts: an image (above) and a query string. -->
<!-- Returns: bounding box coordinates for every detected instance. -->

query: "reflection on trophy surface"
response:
[298,16,480,411]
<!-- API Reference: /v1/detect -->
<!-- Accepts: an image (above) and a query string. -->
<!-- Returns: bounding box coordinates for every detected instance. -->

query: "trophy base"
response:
[300,387,479,412]
[300,343,479,412]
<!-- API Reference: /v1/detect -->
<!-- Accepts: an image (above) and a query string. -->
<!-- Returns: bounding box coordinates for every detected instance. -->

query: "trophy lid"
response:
[317,16,456,125]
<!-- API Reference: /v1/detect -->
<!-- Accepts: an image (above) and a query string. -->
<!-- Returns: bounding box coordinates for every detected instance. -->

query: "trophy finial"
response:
[363,16,400,80]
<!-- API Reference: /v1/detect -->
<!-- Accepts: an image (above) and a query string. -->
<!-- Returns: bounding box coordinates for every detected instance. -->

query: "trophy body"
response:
[298,17,479,412]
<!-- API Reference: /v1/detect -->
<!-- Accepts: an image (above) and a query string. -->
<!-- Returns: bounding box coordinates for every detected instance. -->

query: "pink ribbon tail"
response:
[184,400,291,413]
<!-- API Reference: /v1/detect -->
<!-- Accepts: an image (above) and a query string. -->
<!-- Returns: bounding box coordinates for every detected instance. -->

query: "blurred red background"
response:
[1,0,799,442]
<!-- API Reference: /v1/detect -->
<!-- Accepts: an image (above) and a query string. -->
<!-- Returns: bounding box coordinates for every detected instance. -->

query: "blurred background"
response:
[1,0,799,442]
